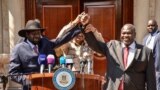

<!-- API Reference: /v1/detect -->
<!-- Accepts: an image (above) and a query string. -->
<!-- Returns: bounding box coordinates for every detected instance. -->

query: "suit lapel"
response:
[143,34,149,45]
[134,46,141,60]
[23,41,38,55]
[116,44,125,69]
[109,42,124,69]
[126,43,142,69]
[153,30,160,47]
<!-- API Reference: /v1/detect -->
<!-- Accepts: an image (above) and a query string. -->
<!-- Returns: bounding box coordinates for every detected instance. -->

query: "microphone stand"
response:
[61,64,65,68]
[48,64,52,73]
[28,74,32,90]
[80,60,85,74]
[80,59,86,90]
[0,75,8,90]
[65,55,73,70]
[40,64,45,74]
[87,58,92,74]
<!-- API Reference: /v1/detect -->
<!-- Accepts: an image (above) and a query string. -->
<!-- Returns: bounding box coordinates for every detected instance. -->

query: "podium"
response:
[29,73,106,90]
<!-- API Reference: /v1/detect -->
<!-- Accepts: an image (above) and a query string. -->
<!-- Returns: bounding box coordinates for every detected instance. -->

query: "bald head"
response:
[121,24,136,33]
[148,19,157,25]
[147,19,158,34]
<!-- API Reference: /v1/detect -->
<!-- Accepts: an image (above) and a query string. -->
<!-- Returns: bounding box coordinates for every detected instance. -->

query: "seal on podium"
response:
[52,68,76,90]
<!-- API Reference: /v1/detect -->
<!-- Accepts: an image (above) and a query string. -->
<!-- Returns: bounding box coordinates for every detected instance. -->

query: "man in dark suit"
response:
[143,19,160,90]
[9,19,81,90]
[83,23,156,90]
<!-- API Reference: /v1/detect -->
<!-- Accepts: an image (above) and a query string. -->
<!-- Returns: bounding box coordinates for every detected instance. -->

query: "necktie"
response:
[33,46,38,54]
[123,47,129,68]
[118,47,129,90]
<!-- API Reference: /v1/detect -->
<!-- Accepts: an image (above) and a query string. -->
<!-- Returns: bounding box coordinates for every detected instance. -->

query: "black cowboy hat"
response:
[18,19,45,37]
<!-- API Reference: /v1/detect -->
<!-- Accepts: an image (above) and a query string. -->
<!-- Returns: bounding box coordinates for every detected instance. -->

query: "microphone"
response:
[38,54,46,74]
[65,55,73,70]
[47,54,55,73]
[59,56,66,68]
[83,52,92,74]
[80,58,86,74]
[83,52,89,58]
[81,52,88,73]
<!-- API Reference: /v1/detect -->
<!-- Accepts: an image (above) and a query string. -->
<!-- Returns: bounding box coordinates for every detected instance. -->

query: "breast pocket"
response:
[133,60,147,72]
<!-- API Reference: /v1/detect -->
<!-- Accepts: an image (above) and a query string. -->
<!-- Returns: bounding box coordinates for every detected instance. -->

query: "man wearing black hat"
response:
[9,18,82,90]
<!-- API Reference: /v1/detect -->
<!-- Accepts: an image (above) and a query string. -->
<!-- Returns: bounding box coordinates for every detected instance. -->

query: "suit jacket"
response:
[153,32,160,71]
[143,30,160,71]
[84,32,156,90]
[143,30,160,90]
[143,30,159,48]
[9,25,81,87]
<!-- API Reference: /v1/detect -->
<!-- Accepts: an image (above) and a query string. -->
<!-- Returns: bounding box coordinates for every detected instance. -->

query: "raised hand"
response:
[72,13,84,25]
[84,24,96,33]
[80,13,90,26]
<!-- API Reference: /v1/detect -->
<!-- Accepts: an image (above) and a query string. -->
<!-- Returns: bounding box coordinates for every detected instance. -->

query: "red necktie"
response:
[33,46,38,54]
[123,47,129,68]
[118,47,129,90]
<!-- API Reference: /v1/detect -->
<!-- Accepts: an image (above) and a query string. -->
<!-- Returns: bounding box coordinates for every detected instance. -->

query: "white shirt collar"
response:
[122,41,136,50]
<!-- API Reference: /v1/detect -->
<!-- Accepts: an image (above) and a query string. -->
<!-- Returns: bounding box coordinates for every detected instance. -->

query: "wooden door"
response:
[83,1,120,76]
[25,0,80,39]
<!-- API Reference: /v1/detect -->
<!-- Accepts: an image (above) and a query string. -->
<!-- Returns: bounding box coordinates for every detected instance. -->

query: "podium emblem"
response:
[53,68,76,90]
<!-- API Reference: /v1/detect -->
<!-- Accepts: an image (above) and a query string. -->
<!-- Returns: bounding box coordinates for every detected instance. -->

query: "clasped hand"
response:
[73,12,96,33]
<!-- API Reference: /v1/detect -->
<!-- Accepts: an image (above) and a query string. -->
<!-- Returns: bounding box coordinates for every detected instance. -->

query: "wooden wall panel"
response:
[42,5,72,39]
[25,0,36,22]
[88,5,115,40]
[84,1,120,41]
[122,0,133,24]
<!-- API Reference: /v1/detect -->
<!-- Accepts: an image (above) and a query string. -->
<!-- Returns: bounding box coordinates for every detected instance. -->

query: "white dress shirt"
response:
[145,30,159,50]
[122,41,136,69]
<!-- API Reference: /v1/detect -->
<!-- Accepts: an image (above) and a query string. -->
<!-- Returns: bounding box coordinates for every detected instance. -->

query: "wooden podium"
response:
[28,73,106,90]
